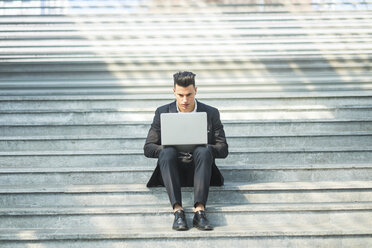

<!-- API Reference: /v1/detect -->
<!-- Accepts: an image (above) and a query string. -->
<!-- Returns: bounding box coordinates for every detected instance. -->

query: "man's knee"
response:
[193,146,213,162]
[159,147,178,163]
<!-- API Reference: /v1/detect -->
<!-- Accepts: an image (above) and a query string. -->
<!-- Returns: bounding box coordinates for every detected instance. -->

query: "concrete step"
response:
[1,73,368,83]
[1,119,371,138]
[2,1,370,9]
[1,80,371,89]
[1,84,372,96]
[1,72,370,83]
[3,43,372,55]
[0,76,371,87]
[1,12,371,23]
[1,58,370,73]
[0,148,371,168]
[3,53,372,63]
[1,203,372,229]
[2,27,372,39]
[1,93,372,111]
[2,33,370,43]
[2,5,371,15]
[2,37,371,48]
[1,85,371,94]
[3,21,372,33]
[1,1,370,9]
[1,88,371,99]
[1,4,371,16]
[2,72,371,83]
[1,70,369,81]
[1,181,371,208]
[1,106,371,123]
[1,163,371,186]
[2,52,372,63]
[1,133,371,152]
[1,225,371,248]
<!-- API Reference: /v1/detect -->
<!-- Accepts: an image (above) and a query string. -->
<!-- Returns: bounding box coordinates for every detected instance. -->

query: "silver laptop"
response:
[160,112,207,152]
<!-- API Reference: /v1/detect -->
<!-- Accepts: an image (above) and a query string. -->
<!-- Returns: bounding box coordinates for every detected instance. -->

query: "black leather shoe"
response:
[172,210,188,231]
[193,210,213,230]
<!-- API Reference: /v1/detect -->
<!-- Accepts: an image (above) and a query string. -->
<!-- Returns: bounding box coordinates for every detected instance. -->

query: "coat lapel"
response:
[169,101,178,113]
[196,99,202,112]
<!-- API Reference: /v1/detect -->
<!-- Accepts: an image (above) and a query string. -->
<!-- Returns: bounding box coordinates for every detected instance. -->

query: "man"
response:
[144,71,228,231]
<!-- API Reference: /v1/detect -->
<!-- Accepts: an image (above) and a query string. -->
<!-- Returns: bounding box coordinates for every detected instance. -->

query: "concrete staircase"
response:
[1,0,372,247]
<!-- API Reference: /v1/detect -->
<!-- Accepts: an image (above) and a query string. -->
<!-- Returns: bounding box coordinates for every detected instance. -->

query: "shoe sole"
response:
[173,226,189,231]
[193,223,213,231]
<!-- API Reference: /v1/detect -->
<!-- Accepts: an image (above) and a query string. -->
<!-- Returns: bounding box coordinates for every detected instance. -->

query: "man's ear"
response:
[195,87,197,94]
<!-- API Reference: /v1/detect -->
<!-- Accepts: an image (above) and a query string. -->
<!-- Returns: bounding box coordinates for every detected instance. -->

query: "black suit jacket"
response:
[144,100,228,187]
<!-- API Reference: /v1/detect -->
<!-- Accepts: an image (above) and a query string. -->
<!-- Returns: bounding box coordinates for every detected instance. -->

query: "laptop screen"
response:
[160,112,207,152]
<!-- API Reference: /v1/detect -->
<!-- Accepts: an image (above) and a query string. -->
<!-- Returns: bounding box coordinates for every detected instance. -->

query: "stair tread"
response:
[3,22,372,30]
[1,118,371,126]
[1,37,371,45]
[1,81,372,88]
[2,201,372,215]
[1,12,370,20]
[2,1,371,7]
[1,131,371,140]
[0,223,371,241]
[1,162,371,174]
[1,146,372,156]
[1,181,371,193]
[2,50,372,57]
[1,162,372,174]
[2,104,371,113]
[2,28,371,36]
[1,91,372,101]
[3,10,372,16]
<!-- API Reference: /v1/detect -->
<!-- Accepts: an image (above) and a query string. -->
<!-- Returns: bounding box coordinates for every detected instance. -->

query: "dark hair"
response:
[173,71,196,87]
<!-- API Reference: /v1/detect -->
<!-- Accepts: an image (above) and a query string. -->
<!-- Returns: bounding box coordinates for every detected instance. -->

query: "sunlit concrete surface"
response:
[0,0,372,247]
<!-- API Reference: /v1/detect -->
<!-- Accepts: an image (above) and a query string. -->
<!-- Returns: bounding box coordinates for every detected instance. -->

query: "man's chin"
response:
[180,105,189,111]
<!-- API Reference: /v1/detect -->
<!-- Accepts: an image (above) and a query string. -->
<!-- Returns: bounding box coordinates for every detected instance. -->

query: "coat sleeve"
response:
[208,108,229,159]
[143,108,163,158]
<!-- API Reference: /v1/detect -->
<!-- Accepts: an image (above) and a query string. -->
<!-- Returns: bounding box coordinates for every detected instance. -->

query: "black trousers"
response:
[158,146,213,209]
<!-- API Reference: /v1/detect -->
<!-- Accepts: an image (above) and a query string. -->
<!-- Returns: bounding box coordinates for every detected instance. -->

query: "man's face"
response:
[173,84,197,112]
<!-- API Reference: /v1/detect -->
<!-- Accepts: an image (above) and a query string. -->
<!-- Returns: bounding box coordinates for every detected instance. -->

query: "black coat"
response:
[144,100,228,187]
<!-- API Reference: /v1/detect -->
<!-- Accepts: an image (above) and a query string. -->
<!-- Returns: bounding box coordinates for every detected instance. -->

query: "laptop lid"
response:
[160,112,207,152]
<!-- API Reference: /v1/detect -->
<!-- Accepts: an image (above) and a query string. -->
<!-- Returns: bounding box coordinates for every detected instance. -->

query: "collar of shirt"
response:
[176,99,197,113]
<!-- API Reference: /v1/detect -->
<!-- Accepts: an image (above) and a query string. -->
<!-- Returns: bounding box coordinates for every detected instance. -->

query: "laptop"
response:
[160,112,208,152]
